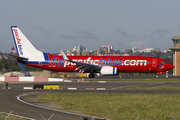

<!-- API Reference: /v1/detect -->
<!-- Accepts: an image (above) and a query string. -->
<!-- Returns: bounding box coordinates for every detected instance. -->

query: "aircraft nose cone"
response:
[168,63,174,70]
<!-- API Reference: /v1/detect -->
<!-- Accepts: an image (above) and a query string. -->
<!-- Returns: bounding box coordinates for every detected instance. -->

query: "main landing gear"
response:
[88,73,95,78]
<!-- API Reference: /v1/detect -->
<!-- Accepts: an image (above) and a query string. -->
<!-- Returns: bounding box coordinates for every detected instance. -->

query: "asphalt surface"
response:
[0,90,99,120]
[1,79,180,120]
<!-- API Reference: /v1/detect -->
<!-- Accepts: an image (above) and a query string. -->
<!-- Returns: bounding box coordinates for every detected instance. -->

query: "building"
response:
[89,50,100,56]
[66,50,71,56]
[154,48,161,52]
[139,48,154,53]
[100,45,114,54]
[132,47,140,53]
[162,49,171,53]
[170,36,180,75]
[76,50,81,55]
[170,36,180,76]
[81,51,89,56]
[73,45,87,52]
[121,48,132,54]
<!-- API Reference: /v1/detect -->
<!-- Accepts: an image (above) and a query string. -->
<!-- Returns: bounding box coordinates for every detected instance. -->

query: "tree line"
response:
[0,54,40,72]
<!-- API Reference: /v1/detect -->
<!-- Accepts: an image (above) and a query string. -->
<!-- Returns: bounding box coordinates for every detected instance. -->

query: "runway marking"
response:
[111,84,143,90]
[85,88,95,90]
[96,88,106,90]
[98,81,106,83]
[150,85,173,88]
[16,93,107,120]
[48,78,63,82]
[149,83,180,88]
[23,87,33,89]
[67,88,77,90]
[143,83,169,88]
[111,83,165,90]
[0,111,36,120]
[64,80,72,82]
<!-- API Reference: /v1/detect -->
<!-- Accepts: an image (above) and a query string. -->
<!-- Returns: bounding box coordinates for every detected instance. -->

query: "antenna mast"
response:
[178,23,179,36]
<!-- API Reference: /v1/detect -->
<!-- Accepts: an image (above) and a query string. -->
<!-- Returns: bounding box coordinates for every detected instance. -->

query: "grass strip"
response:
[25,93,180,120]
[132,86,180,90]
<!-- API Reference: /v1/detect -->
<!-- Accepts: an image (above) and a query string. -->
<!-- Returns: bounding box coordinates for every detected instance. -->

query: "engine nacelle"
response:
[100,66,117,76]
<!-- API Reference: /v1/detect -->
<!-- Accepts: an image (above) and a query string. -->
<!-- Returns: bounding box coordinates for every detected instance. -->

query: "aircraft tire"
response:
[89,73,95,78]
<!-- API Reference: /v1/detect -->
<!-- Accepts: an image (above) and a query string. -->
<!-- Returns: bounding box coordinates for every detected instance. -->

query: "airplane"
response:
[11,26,174,78]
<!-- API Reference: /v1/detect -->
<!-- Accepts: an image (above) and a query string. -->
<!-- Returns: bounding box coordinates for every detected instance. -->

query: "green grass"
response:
[132,86,180,90]
[25,93,180,120]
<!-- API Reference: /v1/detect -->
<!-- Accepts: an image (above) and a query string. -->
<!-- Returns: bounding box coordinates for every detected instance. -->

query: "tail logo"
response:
[13,29,23,55]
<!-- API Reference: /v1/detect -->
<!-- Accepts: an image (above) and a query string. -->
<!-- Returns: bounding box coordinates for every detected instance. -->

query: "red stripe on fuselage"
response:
[25,54,168,73]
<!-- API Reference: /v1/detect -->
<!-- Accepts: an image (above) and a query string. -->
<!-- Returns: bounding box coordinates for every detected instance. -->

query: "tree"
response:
[155,52,161,58]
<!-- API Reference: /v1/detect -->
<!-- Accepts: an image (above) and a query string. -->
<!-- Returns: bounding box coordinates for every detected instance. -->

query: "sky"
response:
[1,0,180,53]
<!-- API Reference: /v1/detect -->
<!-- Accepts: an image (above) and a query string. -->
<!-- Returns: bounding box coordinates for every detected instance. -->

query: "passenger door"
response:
[152,59,157,67]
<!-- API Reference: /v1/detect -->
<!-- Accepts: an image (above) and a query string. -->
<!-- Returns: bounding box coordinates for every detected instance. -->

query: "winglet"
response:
[60,50,69,61]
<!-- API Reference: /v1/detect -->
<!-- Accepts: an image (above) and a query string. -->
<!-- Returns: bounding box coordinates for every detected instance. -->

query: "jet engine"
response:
[100,66,117,76]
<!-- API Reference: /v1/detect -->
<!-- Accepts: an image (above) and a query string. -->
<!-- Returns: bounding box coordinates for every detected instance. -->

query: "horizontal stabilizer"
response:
[9,55,29,61]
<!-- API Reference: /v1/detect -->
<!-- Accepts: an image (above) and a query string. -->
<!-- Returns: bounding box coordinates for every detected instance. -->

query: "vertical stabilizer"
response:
[11,26,45,61]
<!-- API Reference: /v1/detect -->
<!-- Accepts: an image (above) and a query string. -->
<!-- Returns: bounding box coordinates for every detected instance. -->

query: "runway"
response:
[1,79,180,120]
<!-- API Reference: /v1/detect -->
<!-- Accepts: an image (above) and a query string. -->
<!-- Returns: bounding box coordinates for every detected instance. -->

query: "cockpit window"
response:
[161,61,165,63]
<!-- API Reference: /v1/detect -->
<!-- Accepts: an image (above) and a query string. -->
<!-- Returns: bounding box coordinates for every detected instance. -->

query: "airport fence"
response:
[0,111,107,120]
[0,111,178,120]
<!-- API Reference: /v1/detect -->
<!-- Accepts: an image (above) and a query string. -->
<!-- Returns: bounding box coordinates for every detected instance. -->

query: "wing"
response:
[60,50,102,72]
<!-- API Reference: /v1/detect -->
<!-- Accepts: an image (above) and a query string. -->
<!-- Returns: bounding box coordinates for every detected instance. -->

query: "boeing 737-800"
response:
[11,26,174,78]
